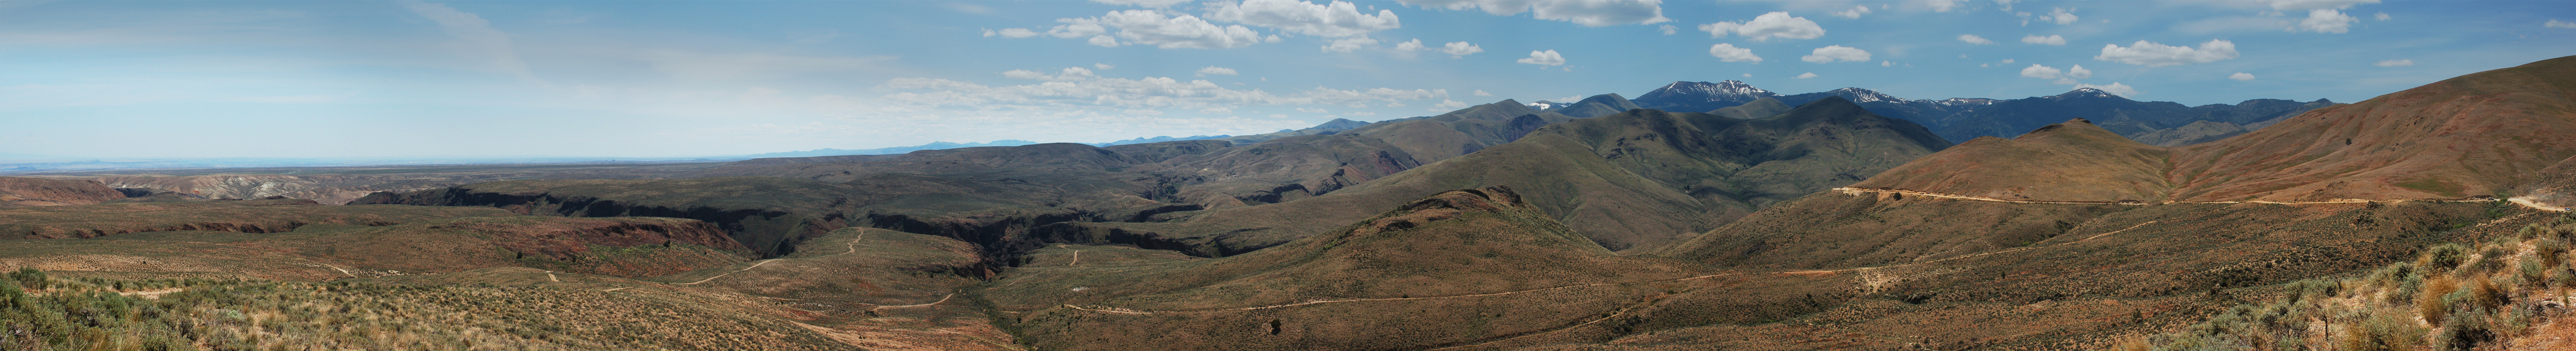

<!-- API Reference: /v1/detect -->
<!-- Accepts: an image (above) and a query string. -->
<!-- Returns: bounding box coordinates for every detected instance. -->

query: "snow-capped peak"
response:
[1828,87,1902,103]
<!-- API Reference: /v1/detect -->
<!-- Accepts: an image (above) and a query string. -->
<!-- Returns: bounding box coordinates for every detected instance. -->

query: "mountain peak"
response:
[2054,87,2122,99]
[1826,87,1904,103]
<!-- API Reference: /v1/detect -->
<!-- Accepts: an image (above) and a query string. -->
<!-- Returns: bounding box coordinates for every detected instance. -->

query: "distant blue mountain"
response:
[745,140,1041,158]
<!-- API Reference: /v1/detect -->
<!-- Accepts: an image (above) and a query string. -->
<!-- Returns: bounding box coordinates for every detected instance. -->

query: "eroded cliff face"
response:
[74,174,443,205]
[0,177,125,207]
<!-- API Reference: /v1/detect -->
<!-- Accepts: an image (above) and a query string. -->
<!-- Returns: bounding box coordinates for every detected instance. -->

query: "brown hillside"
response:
[0,177,123,207]
[1851,119,2173,202]
[2168,56,2576,202]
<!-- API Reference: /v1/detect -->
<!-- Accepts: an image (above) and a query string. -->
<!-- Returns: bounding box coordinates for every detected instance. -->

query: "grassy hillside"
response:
[1852,118,2174,202]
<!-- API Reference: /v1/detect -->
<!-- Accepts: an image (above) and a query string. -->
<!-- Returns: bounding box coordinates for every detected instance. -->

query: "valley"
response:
[4,54,2572,350]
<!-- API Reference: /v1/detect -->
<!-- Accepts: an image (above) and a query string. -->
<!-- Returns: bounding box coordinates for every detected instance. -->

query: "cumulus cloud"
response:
[2229,72,2256,81]
[1926,0,1966,13]
[2298,9,2357,33]
[2021,35,2066,45]
[1093,0,1194,7]
[1321,37,1379,52]
[1204,0,1401,37]
[2374,12,2390,20]
[2019,64,2066,79]
[1196,66,1241,75]
[2265,0,2379,11]
[2550,19,2576,29]
[2043,8,2078,25]
[1517,50,1566,66]
[2067,64,2091,78]
[1432,99,1469,109]
[1800,45,1870,63]
[1707,43,1762,63]
[1793,72,1818,79]
[1394,39,1427,51]
[2374,59,2413,67]
[1959,35,1997,44]
[1200,107,1234,113]
[2075,82,2138,97]
[1399,0,1670,26]
[1441,42,1484,57]
[1095,63,1116,70]
[1833,5,1872,19]
[1472,90,1493,96]
[1659,25,1677,35]
[1699,12,1825,41]
[1294,107,1330,113]
[2094,39,2239,67]
[1002,10,1266,49]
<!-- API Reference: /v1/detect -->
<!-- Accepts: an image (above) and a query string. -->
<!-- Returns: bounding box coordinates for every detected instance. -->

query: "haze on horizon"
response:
[4,0,2571,159]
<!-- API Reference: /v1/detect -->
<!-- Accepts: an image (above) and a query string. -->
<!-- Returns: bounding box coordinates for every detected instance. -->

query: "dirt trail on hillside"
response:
[677,232,871,285]
[2512,197,2570,212]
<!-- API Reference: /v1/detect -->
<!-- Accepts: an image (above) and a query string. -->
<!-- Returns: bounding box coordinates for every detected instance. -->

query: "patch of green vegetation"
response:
[2143,215,2576,350]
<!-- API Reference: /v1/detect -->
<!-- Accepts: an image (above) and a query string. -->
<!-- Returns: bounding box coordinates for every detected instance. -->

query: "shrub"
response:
[2341,313,2425,351]
[2418,276,2458,324]
[2539,238,2568,268]
[2420,244,2470,273]
[2438,307,2495,350]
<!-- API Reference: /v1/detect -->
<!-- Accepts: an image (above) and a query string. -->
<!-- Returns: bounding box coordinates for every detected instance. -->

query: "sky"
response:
[3,0,2572,159]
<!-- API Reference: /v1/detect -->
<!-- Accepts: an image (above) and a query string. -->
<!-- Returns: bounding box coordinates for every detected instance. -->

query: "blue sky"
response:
[4,0,2571,158]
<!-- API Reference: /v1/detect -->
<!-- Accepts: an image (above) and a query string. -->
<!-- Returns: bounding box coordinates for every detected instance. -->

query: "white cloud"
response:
[1348,112,1376,116]
[1321,37,1379,52]
[1995,0,2016,11]
[1793,72,1818,79]
[1800,45,1870,63]
[1958,35,1996,44]
[2264,0,2379,11]
[1833,5,1872,19]
[1659,25,1677,35]
[1699,12,1825,41]
[2550,19,2576,29]
[2019,64,2065,79]
[1472,90,1493,96]
[1295,107,1330,113]
[1093,0,1194,7]
[1004,67,1100,81]
[1432,99,1469,109]
[1517,50,1566,66]
[2297,9,2357,33]
[1394,38,1427,51]
[2075,82,2138,97]
[2229,72,2256,81]
[2374,59,2413,67]
[1882,60,1893,67]
[1707,43,1762,63]
[2045,8,2078,25]
[1125,109,1166,116]
[993,28,1041,38]
[1205,0,1401,37]
[874,74,1447,130]
[1742,73,1752,77]
[2066,64,2091,78]
[1926,0,1966,13]
[2021,35,2066,45]
[1440,42,1485,57]
[1200,107,1234,113]
[2094,40,2239,67]
[1399,0,1670,26]
[1013,11,1266,49]
[2001,58,2015,63]
[1197,66,1241,75]
[1097,63,1117,70]
[2374,12,2389,20]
